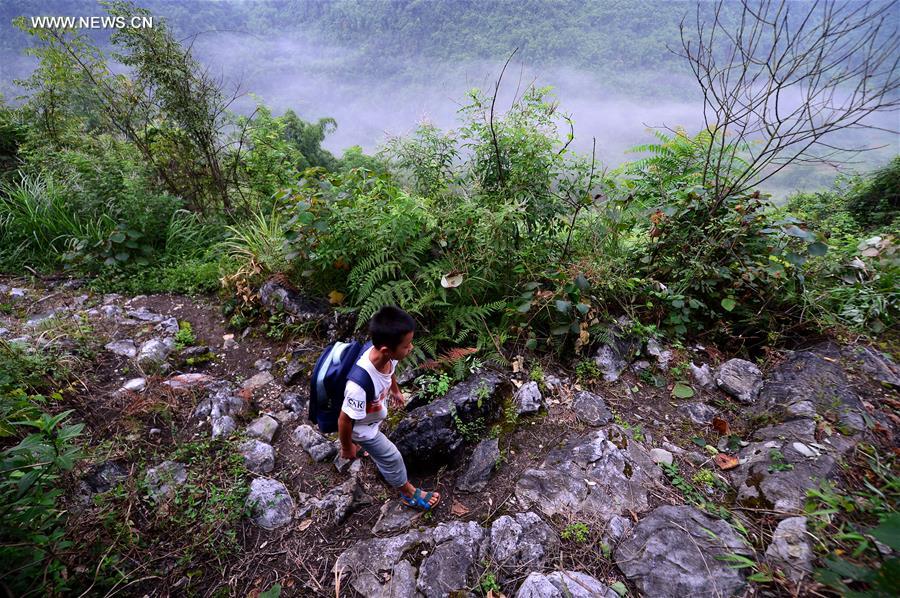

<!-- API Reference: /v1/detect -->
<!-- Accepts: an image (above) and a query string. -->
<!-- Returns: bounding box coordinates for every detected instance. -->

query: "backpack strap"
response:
[346,364,376,405]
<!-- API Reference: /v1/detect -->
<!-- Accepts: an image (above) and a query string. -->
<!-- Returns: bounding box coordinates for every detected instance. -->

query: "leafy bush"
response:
[847,156,900,231]
[0,409,84,596]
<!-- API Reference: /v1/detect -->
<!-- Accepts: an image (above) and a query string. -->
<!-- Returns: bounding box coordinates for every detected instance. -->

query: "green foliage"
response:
[479,571,501,595]
[416,372,451,403]
[575,359,600,381]
[0,408,84,595]
[767,449,794,473]
[561,522,590,543]
[847,157,900,231]
[174,321,195,350]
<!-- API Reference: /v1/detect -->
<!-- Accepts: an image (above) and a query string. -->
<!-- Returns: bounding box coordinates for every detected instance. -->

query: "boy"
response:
[338,306,441,511]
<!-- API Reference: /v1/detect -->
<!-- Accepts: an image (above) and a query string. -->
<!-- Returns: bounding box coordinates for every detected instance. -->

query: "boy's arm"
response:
[389,373,405,408]
[338,411,356,459]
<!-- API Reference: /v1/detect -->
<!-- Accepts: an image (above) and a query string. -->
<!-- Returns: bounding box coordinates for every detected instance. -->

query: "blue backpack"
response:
[309,340,375,433]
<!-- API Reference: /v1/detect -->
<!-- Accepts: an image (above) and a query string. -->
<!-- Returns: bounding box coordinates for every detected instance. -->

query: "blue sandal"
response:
[401,488,439,511]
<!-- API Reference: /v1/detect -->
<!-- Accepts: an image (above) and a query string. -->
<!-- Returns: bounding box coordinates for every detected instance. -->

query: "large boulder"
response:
[334,530,430,597]
[730,344,866,512]
[390,371,505,469]
[842,344,900,388]
[615,505,751,598]
[515,426,662,521]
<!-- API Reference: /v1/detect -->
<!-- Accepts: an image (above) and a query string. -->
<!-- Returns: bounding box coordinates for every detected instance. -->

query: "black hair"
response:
[369,306,416,350]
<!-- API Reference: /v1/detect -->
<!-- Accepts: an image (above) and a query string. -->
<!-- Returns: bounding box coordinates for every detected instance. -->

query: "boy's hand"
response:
[340,444,357,460]
[389,388,406,409]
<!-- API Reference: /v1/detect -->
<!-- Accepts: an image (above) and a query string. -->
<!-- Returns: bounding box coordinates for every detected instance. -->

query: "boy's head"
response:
[369,306,416,360]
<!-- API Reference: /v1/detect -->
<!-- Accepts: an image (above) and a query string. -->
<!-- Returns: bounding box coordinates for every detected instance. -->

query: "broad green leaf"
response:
[808,241,828,257]
[517,302,532,313]
[672,382,695,398]
[555,300,572,313]
[872,513,900,551]
[721,297,736,312]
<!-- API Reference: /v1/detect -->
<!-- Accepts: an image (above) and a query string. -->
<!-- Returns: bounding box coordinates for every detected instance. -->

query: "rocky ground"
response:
[1,276,898,597]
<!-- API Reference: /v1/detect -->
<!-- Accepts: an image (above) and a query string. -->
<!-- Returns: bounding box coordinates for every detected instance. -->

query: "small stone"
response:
[211,415,236,438]
[126,307,165,322]
[605,514,633,542]
[120,377,146,393]
[163,373,214,390]
[456,438,500,492]
[682,401,719,425]
[715,359,763,404]
[690,362,715,389]
[372,500,423,534]
[100,304,123,319]
[514,381,543,415]
[791,442,819,458]
[241,371,274,392]
[136,338,175,369]
[765,516,812,582]
[222,334,238,350]
[105,339,137,358]
[247,415,280,443]
[156,317,179,335]
[572,390,613,426]
[786,401,817,418]
[149,428,161,438]
[145,461,187,501]
[293,424,337,462]
[9,288,27,300]
[272,409,298,424]
[102,293,121,305]
[647,338,673,371]
[281,392,305,414]
[247,478,294,529]
[517,571,619,598]
[254,358,273,371]
[649,448,674,466]
[180,345,211,359]
[239,439,275,473]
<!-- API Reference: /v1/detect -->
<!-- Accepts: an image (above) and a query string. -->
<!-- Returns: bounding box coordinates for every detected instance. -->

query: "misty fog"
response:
[1,0,897,197]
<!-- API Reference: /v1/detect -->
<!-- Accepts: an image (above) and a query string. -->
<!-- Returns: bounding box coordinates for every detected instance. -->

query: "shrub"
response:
[847,156,900,231]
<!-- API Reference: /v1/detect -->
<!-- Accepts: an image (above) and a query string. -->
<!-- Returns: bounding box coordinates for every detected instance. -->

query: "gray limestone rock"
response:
[281,392,305,414]
[456,438,500,493]
[211,415,236,438]
[572,391,612,426]
[334,530,432,597]
[490,512,559,576]
[241,371,275,392]
[163,373,214,391]
[105,339,137,358]
[682,401,719,425]
[514,381,543,415]
[81,461,129,494]
[292,424,338,462]
[156,317,179,335]
[842,345,900,388]
[715,358,763,404]
[649,448,673,466]
[647,338,673,371]
[247,414,280,443]
[515,426,663,521]
[390,371,505,469]
[137,337,175,369]
[239,439,275,473]
[297,476,372,523]
[615,505,750,598]
[766,516,813,582]
[246,478,294,530]
[418,521,487,598]
[119,377,146,393]
[690,362,716,390]
[254,358,273,371]
[373,499,424,535]
[126,307,165,322]
[516,571,619,598]
[145,461,187,501]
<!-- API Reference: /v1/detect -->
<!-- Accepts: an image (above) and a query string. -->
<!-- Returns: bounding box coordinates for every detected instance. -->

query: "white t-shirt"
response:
[341,347,396,441]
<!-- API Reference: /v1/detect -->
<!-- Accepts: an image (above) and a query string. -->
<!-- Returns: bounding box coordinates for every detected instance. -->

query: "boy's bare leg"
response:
[398,481,440,507]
